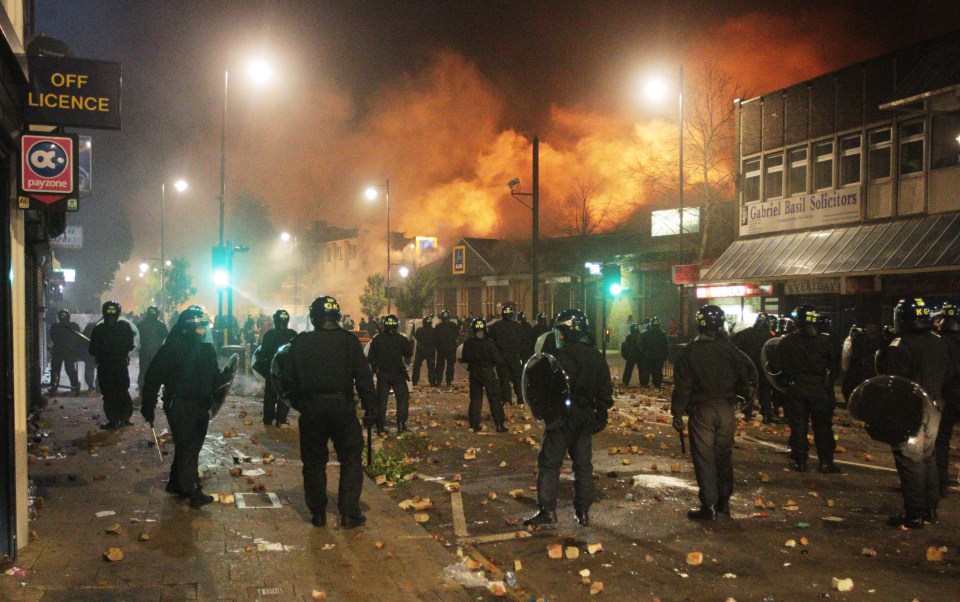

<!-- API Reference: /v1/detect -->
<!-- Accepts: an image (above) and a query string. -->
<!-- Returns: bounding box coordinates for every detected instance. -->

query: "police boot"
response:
[47,378,59,395]
[924,509,939,524]
[687,505,717,520]
[189,490,215,508]
[495,423,508,433]
[397,422,406,434]
[165,481,188,498]
[311,513,326,527]
[792,458,807,473]
[818,461,842,474]
[716,497,731,515]
[887,512,924,529]
[340,514,367,529]
[523,509,558,527]
[575,507,590,526]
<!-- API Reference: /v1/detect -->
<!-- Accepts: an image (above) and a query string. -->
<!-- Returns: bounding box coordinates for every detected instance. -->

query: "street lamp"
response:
[398,266,410,278]
[364,180,392,313]
[160,178,188,299]
[507,136,540,316]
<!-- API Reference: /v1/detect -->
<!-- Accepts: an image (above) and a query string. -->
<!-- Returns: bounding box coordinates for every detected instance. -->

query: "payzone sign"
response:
[20,134,77,204]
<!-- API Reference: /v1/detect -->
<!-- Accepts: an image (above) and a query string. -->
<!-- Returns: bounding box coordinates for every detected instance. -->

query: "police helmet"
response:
[177,305,209,331]
[146,306,161,318]
[696,305,725,334]
[766,313,779,330]
[777,317,796,336]
[818,312,833,333]
[791,304,820,336]
[650,316,660,326]
[309,296,341,326]
[535,312,547,323]
[935,301,960,333]
[518,310,527,321]
[501,303,516,320]
[629,322,640,334]
[754,312,769,328]
[422,317,431,327]
[102,301,121,320]
[471,317,487,335]
[57,309,70,322]
[439,309,451,321]
[273,308,290,328]
[894,298,932,333]
[554,309,588,346]
[383,314,400,334]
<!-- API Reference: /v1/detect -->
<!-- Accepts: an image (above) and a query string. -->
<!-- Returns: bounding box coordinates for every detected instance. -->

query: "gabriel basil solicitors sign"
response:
[740,186,861,236]
[24,56,121,130]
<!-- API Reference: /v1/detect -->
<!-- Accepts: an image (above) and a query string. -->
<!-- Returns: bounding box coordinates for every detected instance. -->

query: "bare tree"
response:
[561,175,610,238]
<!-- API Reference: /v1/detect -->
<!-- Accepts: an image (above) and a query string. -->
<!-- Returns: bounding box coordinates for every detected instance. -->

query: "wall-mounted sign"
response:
[19,133,79,211]
[740,186,861,236]
[50,225,83,249]
[25,56,122,130]
[452,245,466,274]
[672,264,699,285]
[696,284,773,299]
[784,278,840,295]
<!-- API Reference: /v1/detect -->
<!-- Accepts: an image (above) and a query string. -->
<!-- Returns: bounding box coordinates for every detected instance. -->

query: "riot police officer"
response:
[771,305,840,473]
[732,313,773,421]
[524,309,613,528]
[461,318,506,432]
[258,309,297,426]
[638,317,669,388]
[489,303,524,404]
[136,306,169,394]
[368,314,413,434]
[934,302,960,495]
[532,312,550,342]
[49,309,82,395]
[884,298,950,528]
[434,310,459,386]
[518,310,535,360]
[274,296,376,528]
[141,306,220,508]
[412,317,437,386]
[620,323,642,387]
[672,306,755,520]
[89,301,136,429]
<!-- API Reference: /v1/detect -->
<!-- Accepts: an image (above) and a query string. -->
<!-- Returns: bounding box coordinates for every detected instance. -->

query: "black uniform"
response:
[732,324,773,420]
[259,326,297,425]
[89,320,136,425]
[518,317,535,360]
[620,332,642,386]
[282,326,375,521]
[536,340,614,515]
[460,336,505,430]
[488,319,525,403]
[412,323,437,386]
[434,320,459,386]
[82,321,97,391]
[937,331,960,491]
[532,320,550,343]
[142,334,220,498]
[774,330,836,468]
[638,325,669,387]
[886,331,950,518]
[49,320,82,393]
[136,315,169,392]
[368,331,413,430]
[842,329,881,402]
[672,334,754,508]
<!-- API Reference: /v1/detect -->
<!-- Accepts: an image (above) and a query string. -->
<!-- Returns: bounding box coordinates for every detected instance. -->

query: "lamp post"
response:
[507,136,540,316]
[364,180,392,314]
[160,179,188,301]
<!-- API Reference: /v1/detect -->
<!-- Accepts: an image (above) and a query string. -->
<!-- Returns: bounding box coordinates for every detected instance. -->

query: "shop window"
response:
[868,127,892,180]
[899,119,925,175]
[931,112,960,170]
[814,141,834,190]
[787,147,807,196]
[763,152,783,199]
[742,157,760,202]
[839,134,861,186]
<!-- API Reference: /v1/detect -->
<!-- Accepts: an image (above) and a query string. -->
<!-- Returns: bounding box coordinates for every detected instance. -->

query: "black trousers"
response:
[165,401,210,495]
[83,359,96,391]
[639,358,665,387]
[262,377,290,425]
[497,350,523,404]
[893,401,941,516]
[435,349,457,385]
[757,378,774,420]
[468,367,504,430]
[98,359,133,424]
[536,407,596,512]
[376,370,410,428]
[50,352,80,391]
[936,398,959,487]
[298,402,364,518]
[688,401,736,506]
[786,379,835,464]
[622,359,638,386]
[412,349,436,385]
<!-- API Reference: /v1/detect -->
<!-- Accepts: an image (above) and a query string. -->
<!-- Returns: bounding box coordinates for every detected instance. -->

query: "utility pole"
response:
[532,137,539,318]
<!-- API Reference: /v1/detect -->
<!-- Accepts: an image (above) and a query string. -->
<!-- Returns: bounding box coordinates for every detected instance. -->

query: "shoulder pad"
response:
[890,338,901,347]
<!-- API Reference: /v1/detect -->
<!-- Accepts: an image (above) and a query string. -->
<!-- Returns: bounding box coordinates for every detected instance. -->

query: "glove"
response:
[593,407,608,434]
[362,412,376,429]
[141,405,155,427]
[672,414,685,434]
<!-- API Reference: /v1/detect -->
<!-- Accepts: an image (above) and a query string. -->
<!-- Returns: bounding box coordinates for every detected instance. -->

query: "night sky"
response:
[34,0,960,313]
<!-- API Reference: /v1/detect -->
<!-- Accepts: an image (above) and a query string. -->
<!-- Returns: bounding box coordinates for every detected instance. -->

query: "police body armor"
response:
[760,337,787,393]
[210,353,239,418]
[849,375,930,446]
[521,352,572,424]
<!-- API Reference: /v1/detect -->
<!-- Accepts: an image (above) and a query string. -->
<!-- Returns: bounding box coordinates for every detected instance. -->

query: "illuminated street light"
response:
[280,231,292,243]
[364,187,379,201]
[164,260,172,267]
[139,262,149,273]
[398,266,410,278]
[173,179,188,193]
[212,268,230,289]
[125,276,131,282]
[643,76,670,103]
[247,58,273,85]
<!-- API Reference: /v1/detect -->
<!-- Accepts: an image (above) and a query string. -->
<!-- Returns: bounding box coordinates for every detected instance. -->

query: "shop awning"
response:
[701,212,960,283]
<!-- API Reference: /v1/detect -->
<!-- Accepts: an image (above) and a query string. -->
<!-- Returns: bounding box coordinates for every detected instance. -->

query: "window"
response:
[763,152,783,199]
[335,244,343,261]
[814,141,834,190]
[868,128,892,180]
[325,246,332,262]
[932,112,960,170]
[787,147,807,196]
[899,119,924,175]
[839,134,861,186]
[651,208,700,236]
[742,157,760,202]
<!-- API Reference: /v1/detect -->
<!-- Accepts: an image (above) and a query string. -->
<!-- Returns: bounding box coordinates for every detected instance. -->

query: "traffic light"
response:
[602,263,621,296]
[212,246,230,288]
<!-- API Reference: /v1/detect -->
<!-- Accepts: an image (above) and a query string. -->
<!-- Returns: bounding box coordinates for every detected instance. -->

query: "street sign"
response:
[24,56,122,130]
[50,225,83,249]
[452,245,466,274]
[19,133,79,211]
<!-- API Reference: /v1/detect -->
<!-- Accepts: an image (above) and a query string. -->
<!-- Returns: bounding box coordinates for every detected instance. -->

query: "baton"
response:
[679,429,686,455]
[150,424,163,463]
[366,424,373,468]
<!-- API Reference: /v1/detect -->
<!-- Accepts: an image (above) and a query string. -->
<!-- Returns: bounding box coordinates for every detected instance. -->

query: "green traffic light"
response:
[609,283,622,296]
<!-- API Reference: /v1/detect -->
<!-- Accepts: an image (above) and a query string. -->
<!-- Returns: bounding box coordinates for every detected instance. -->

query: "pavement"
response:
[0,376,474,602]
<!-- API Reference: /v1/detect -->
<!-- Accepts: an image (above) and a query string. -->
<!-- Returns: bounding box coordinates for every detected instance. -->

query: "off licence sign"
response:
[21,134,76,196]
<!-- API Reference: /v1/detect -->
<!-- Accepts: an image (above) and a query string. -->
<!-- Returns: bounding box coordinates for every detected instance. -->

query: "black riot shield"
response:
[760,337,787,393]
[522,352,571,423]
[251,345,269,378]
[270,343,298,410]
[849,375,929,446]
[210,353,239,418]
[734,347,759,412]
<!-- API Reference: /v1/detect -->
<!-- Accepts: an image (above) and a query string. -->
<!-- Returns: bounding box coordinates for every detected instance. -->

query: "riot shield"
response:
[522,352,571,423]
[67,327,91,357]
[849,375,928,446]
[734,347,759,412]
[534,330,558,355]
[210,353,239,418]
[251,345,270,378]
[271,343,297,409]
[760,337,787,393]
